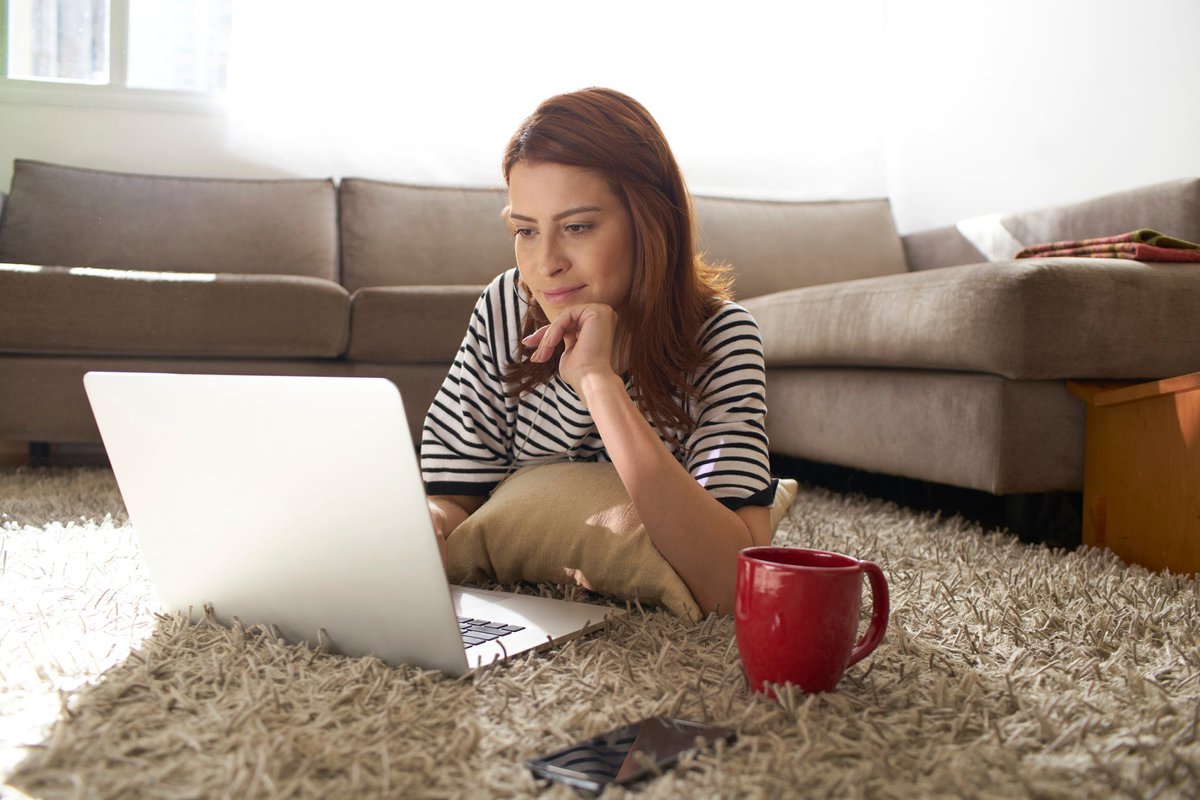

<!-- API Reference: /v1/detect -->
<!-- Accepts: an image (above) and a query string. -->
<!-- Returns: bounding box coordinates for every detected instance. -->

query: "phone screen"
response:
[525,716,736,795]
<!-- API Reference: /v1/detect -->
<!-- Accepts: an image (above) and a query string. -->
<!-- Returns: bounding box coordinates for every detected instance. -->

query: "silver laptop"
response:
[83,371,620,677]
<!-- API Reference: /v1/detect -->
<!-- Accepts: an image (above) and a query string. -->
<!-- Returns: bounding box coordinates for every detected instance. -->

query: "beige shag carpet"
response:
[2,466,1199,799]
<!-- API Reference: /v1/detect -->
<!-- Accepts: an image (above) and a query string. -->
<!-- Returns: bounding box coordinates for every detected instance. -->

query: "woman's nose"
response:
[535,235,568,276]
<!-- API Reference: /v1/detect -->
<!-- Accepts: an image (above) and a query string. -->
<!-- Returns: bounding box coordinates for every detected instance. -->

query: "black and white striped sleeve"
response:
[420,271,518,496]
[685,302,774,510]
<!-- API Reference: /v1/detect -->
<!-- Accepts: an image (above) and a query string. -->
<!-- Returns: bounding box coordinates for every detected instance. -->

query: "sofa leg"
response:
[770,454,1082,549]
[29,442,51,467]
[22,442,110,468]
[1004,493,1082,550]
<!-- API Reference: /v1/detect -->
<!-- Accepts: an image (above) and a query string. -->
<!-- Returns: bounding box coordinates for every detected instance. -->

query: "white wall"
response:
[1,2,892,203]
[883,0,1200,232]
[218,0,889,201]
[2,0,1199,234]
[0,101,291,186]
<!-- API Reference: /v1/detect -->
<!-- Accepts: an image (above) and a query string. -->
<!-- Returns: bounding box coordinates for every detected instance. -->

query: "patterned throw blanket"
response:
[1016,229,1200,262]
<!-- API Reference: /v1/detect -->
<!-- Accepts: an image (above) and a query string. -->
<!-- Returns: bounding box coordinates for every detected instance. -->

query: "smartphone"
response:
[525,715,736,796]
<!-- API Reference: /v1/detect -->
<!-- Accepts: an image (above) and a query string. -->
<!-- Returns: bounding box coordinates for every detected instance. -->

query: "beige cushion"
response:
[338,179,513,292]
[347,285,484,363]
[693,196,907,300]
[744,258,1200,381]
[903,177,1200,271]
[0,160,339,280]
[446,462,798,621]
[0,263,350,358]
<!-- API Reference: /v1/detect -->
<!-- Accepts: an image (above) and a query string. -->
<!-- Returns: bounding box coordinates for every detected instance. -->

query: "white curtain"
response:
[225,0,887,199]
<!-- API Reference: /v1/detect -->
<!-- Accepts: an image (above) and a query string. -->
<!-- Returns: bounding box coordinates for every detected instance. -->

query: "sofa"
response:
[2,159,1198,503]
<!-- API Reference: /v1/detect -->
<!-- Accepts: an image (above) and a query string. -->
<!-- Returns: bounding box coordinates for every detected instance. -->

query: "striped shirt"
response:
[420,268,773,509]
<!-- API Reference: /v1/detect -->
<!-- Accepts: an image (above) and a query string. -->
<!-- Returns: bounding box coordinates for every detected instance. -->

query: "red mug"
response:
[735,547,889,695]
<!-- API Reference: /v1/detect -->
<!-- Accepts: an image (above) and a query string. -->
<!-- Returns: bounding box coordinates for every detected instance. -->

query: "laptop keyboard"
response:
[458,616,525,648]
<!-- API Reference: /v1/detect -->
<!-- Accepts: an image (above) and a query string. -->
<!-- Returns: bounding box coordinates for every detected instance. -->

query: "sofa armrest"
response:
[743,257,1200,381]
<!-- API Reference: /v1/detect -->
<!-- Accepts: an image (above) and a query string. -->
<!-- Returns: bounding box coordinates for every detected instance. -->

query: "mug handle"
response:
[847,560,890,667]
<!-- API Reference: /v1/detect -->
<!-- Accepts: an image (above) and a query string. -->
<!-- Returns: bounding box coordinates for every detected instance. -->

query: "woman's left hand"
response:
[524,303,620,399]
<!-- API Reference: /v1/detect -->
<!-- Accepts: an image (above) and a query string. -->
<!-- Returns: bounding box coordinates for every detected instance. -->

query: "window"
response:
[127,0,230,92]
[2,0,231,108]
[6,0,108,83]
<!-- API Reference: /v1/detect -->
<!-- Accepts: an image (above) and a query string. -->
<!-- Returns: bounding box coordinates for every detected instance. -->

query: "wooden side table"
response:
[1068,373,1200,573]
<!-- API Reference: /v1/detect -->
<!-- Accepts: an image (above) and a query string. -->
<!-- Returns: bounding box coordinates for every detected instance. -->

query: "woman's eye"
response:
[565,223,592,234]
[513,227,534,238]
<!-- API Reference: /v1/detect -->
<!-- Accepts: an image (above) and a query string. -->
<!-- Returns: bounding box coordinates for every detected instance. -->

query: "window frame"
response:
[0,0,226,114]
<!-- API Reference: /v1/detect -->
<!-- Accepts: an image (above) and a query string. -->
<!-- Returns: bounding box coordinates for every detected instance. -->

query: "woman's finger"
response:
[531,324,568,362]
[527,304,613,364]
[529,310,581,362]
[521,325,550,348]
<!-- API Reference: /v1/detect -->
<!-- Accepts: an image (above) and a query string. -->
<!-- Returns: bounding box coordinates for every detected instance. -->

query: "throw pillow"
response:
[446,462,798,622]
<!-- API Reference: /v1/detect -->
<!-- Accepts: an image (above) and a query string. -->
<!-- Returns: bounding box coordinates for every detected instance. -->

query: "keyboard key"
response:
[457,615,525,647]
[473,626,509,637]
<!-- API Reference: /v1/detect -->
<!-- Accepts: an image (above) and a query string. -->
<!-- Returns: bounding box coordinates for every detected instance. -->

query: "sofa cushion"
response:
[339,179,513,293]
[766,368,1084,494]
[348,285,485,363]
[692,196,907,300]
[0,355,450,444]
[0,263,350,358]
[743,258,1200,381]
[903,177,1200,271]
[0,160,339,280]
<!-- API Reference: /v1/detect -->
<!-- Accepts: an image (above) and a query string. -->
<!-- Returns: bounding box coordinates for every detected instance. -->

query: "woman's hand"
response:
[524,303,620,399]
[427,500,450,567]
[426,495,485,571]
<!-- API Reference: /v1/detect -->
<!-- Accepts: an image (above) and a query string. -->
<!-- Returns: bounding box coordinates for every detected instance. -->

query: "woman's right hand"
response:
[524,303,621,404]
[427,500,450,567]
[426,495,486,572]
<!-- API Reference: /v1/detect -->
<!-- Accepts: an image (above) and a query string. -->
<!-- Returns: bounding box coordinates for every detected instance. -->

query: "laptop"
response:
[83,371,621,677]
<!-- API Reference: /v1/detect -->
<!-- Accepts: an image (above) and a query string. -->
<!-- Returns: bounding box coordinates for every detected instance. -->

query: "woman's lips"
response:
[541,285,586,304]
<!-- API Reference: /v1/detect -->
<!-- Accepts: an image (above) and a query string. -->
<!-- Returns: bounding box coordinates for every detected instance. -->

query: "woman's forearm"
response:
[579,371,760,615]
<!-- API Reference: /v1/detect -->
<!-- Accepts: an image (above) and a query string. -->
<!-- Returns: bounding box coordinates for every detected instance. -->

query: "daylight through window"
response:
[127,0,231,92]
[6,0,109,83]
[4,0,231,92]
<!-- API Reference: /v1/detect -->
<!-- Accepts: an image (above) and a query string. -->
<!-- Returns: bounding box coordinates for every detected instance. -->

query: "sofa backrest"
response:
[0,160,339,280]
[0,160,909,298]
[339,178,512,293]
[903,177,1200,271]
[692,196,907,299]
[339,177,908,299]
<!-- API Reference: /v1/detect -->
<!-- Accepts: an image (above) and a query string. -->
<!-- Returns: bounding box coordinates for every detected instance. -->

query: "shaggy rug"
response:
[2,466,1199,799]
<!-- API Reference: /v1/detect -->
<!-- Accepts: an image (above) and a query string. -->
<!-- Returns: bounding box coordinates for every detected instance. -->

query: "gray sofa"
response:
[2,159,1198,500]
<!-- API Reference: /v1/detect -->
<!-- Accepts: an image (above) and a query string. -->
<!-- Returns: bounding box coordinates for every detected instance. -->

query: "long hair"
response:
[501,87,732,441]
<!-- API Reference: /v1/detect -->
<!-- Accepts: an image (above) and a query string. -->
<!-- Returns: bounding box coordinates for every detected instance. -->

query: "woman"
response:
[423,88,774,615]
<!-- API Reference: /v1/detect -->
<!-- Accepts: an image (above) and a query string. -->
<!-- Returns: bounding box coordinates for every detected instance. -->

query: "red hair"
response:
[501,87,732,441]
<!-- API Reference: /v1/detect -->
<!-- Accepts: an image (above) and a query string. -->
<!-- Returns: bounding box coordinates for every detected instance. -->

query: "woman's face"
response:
[506,161,636,322]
